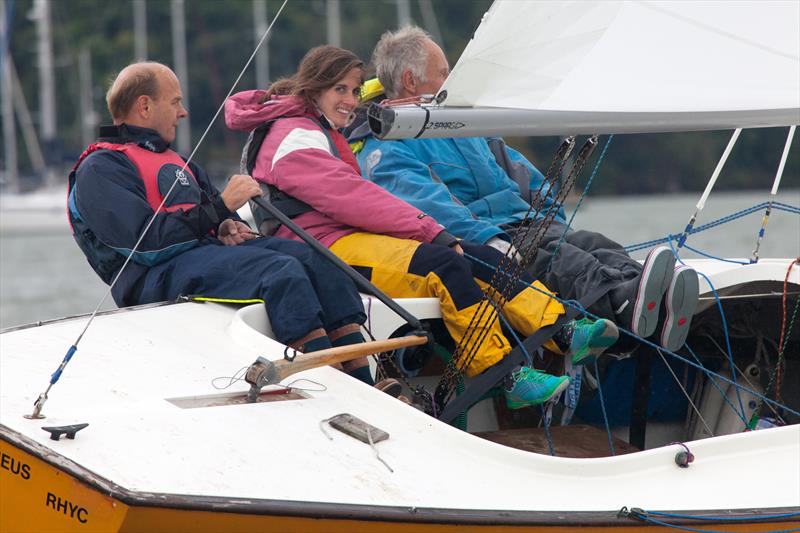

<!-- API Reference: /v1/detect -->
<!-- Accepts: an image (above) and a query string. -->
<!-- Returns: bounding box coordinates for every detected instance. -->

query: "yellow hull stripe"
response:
[2,439,794,533]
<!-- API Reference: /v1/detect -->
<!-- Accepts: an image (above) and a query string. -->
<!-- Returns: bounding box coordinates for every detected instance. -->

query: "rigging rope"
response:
[656,347,716,437]
[775,258,800,402]
[675,129,742,252]
[546,135,614,274]
[625,202,800,253]
[619,507,800,533]
[752,126,796,263]
[593,358,616,456]
[464,252,800,420]
[436,136,593,411]
[668,240,747,420]
[433,136,583,408]
[627,202,799,251]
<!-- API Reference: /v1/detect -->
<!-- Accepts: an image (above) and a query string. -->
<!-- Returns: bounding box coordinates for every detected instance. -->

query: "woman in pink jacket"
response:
[225,46,618,409]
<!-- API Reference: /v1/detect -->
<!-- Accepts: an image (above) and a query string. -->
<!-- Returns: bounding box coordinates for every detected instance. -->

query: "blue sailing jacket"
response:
[354,134,566,245]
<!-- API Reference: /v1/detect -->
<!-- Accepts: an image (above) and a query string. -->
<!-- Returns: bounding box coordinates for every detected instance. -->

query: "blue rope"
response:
[625,202,800,253]
[463,252,800,419]
[593,358,616,456]
[684,344,748,427]
[546,135,614,273]
[488,299,556,455]
[679,242,750,265]
[644,510,800,522]
[540,403,556,456]
[666,240,747,420]
[627,514,800,533]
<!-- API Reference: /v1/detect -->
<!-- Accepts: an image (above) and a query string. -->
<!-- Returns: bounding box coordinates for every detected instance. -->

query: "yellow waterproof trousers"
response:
[330,233,564,376]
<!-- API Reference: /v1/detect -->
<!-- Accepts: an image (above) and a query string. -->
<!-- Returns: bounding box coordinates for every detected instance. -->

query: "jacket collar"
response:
[97,124,171,153]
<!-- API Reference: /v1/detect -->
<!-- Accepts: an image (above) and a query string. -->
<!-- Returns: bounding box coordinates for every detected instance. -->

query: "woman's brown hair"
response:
[263,45,364,106]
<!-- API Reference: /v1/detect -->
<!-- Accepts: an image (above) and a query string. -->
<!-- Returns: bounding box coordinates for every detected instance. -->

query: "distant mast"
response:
[396,0,411,27]
[170,0,190,154]
[133,0,147,61]
[418,0,443,45]
[34,0,56,187]
[1,0,18,191]
[78,47,97,147]
[253,0,270,88]
[326,0,341,47]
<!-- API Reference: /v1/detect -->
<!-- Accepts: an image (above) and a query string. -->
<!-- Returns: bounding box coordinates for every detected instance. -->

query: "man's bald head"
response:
[105,62,187,144]
[106,62,172,123]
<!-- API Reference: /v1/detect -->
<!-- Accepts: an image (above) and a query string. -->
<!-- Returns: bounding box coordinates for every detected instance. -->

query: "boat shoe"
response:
[374,378,403,398]
[659,265,699,352]
[505,367,569,409]
[563,317,620,365]
[615,245,676,339]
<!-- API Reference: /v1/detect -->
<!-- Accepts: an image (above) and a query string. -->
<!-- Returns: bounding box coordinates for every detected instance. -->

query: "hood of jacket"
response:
[225,91,312,133]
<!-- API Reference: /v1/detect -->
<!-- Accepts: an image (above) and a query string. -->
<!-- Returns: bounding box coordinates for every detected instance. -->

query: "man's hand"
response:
[220,174,261,211]
[451,243,464,255]
[218,219,257,246]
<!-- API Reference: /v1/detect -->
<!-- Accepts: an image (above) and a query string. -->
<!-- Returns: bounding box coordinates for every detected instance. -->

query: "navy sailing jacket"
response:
[68,124,238,306]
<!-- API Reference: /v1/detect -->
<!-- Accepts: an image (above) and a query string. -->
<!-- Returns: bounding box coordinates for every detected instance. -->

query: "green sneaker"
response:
[504,367,569,409]
[563,318,619,364]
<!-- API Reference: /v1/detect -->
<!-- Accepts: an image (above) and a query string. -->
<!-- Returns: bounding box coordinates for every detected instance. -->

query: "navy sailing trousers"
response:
[136,237,366,344]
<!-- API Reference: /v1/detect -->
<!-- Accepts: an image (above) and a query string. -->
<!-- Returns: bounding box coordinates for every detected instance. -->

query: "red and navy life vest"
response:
[67,142,200,284]
[68,142,199,219]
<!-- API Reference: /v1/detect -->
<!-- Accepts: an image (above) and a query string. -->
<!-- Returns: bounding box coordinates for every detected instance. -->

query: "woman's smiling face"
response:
[315,67,362,128]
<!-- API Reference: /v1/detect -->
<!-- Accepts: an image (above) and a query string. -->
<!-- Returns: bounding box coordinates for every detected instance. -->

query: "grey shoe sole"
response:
[660,266,700,352]
[631,246,675,338]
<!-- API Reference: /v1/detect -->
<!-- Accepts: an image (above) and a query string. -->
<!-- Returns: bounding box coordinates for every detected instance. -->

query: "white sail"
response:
[370,0,800,139]
[442,0,800,114]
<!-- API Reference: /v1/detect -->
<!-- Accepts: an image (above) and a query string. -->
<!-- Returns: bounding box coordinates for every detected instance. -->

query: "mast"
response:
[396,0,411,27]
[1,0,18,192]
[418,0,442,45]
[78,47,97,148]
[133,0,147,61]
[170,0,190,153]
[326,0,341,47]
[34,0,56,187]
[253,0,270,88]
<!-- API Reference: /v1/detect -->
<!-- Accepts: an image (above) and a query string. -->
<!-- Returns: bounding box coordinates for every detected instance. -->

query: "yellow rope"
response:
[189,296,264,304]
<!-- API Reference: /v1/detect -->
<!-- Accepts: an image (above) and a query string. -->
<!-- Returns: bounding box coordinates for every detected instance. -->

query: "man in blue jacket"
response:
[68,61,377,383]
[351,27,699,352]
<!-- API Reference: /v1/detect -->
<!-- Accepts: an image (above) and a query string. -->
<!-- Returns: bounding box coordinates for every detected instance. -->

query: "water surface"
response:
[1,190,798,329]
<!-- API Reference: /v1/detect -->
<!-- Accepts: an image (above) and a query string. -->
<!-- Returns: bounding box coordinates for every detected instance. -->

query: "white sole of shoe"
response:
[631,246,675,338]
